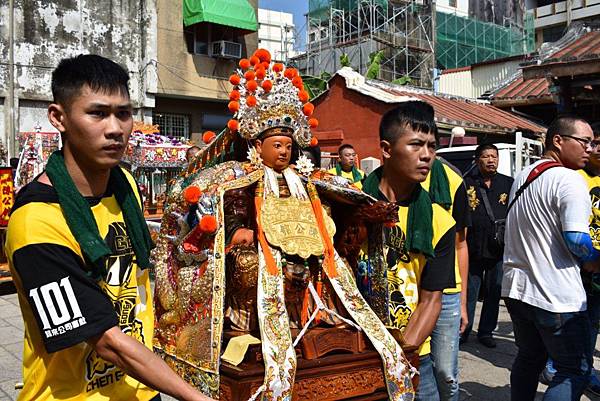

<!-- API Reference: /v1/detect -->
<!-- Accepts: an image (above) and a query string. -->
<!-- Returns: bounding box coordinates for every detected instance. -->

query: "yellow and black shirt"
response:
[578,169,600,294]
[328,166,366,189]
[5,174,157,401]
[422,159,471,294]
[363,169,456,355]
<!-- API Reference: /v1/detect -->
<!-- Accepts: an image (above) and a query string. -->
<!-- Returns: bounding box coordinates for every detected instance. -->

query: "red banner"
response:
[0,168,14,227]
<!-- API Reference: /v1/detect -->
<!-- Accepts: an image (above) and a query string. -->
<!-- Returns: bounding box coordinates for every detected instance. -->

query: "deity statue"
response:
[152,49,415,400]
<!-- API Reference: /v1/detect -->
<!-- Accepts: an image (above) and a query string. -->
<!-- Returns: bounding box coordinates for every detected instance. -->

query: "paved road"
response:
[1,291,599,401]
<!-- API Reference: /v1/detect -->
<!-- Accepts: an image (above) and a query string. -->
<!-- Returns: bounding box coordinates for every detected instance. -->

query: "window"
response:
[194,24,210,55]
[152,112,190,138]
[202,113,230,131]
[185,22,244,56]
[449,0,457,7]
[542,24,566,43]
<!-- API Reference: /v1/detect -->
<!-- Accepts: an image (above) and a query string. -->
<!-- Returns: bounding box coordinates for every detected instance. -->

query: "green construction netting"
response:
[436,11,535,70]
[183,0,257,31]
[309,0,388,22]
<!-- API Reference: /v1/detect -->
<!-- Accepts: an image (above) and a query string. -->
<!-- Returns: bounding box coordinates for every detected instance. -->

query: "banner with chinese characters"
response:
[0,167,14,227]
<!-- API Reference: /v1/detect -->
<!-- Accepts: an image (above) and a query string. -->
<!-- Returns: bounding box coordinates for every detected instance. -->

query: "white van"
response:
[436,134,543,178]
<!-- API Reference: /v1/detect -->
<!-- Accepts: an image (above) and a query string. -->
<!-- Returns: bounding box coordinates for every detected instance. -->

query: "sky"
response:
[258,0,309,50]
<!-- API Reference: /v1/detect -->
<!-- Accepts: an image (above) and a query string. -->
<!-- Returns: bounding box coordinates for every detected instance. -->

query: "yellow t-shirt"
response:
[422,162,466,294]
[5,172,157,401]
[386,203,456,355]
[328,166,365,189]
[578,169,600,248]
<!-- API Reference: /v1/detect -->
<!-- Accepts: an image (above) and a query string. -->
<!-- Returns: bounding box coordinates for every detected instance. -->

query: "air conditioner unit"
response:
[210,40,242,59]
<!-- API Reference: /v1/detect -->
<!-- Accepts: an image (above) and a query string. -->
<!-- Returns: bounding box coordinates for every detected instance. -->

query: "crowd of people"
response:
[5,53,600,401]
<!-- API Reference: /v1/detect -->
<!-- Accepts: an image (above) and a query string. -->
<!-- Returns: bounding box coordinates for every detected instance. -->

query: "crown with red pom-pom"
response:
[226,49,318,148]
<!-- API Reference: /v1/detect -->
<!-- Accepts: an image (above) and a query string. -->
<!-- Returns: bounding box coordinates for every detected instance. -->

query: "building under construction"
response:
[293,0,435,88]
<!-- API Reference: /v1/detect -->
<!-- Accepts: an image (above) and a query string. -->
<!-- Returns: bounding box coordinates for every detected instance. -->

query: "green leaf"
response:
[301,75,329,100]
[365,50,384,80]
[340,53,351,68]
[392,75,413,85]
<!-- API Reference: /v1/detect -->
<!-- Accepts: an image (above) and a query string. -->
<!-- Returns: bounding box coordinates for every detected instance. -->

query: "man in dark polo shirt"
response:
[462,143,513,347]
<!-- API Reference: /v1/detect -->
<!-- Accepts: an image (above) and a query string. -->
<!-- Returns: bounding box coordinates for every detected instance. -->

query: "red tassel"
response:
[301,286,310,327]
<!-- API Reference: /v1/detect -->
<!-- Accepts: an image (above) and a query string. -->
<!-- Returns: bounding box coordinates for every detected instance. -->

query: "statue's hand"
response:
[231,228,255,246]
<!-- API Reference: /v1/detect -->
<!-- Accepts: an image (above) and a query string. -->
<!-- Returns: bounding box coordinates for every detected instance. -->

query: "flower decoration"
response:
[295,155,314,178]
[247,146,263,168]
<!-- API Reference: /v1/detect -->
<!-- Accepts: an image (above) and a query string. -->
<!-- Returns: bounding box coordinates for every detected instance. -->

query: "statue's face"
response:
[255,135,292,172]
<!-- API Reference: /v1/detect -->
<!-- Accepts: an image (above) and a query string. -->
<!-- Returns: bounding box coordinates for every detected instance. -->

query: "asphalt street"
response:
[1,290,598,401]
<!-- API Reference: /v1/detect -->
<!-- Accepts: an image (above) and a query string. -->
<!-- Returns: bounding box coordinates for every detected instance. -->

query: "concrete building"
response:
[153,0,258,144]
[0,0,157,159]
[258,8,295,62]
[436,0,469,17]
[527,0,600,45]
[438,56,524,99]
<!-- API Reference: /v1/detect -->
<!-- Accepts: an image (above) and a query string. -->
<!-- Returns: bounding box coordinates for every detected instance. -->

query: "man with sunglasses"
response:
[502,115,599,401]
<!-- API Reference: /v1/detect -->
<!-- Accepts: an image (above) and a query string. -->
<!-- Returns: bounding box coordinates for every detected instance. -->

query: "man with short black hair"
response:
[6,54,213,401]
[463,143,513,348]
[328,143,366,189]
[503,115,599,401]
[362,101,456,401]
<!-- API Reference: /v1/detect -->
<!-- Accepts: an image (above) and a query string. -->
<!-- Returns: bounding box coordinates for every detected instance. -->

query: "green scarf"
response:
[336,163,363,184]
[363,167,434,257]
[45,151,154,280]
[428,159,452,210]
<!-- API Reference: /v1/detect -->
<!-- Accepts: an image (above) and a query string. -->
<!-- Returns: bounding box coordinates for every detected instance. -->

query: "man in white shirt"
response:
[503,116,598,401]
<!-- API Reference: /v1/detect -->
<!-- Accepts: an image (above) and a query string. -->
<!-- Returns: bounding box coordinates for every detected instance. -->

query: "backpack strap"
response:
[507,161,562,213]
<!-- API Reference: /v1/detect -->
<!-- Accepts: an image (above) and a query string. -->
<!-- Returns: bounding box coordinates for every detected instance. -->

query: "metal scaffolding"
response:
[294,0,435,88]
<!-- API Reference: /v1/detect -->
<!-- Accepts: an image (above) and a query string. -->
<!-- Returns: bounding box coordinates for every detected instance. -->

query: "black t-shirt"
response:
[464,170,514,261]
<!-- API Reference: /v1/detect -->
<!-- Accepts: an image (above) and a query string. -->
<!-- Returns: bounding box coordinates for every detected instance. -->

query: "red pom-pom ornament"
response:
[302,103,315,116]
[183,186,202,204]
[246,80,258,92]
[229,90,240,101]
[262,80,273,92]
[202,131,216,144]
[250,56,260,66]
[239,59,251,70]
[246,96,257,107]
[284,68,298,79]
[254,48,272,63]
[199,215,218,234]
[227,119,239,132]
[292,76,303,89]
[228,101,239,113]
[298,90,309,103]
[229,74,241,85]
[255,69,266,80]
